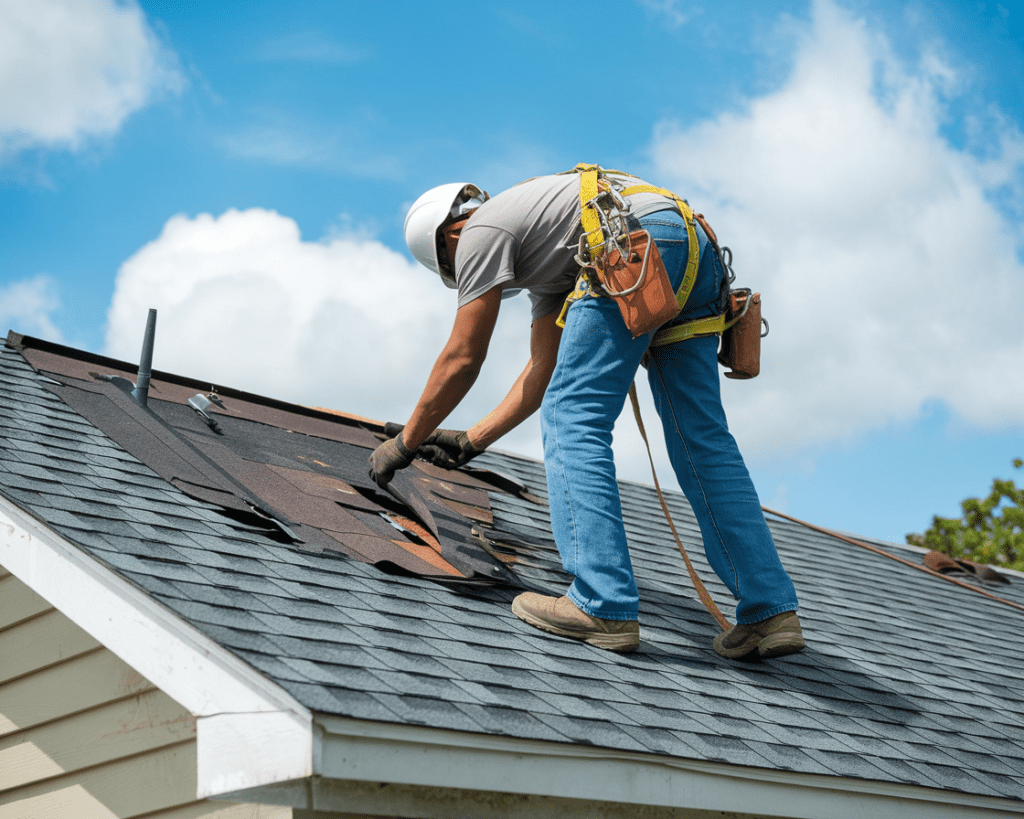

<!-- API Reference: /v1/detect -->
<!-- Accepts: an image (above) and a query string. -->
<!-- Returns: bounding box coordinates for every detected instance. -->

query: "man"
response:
[369,169,803,660]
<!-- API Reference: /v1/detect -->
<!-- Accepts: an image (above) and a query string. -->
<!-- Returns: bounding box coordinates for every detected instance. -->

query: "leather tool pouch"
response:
[597,229,681,339]
[718,290,762,379]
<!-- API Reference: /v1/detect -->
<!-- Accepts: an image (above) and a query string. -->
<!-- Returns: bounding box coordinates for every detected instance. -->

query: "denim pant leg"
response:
[647,337,799,624]
[541,284,650,621]
[636,209,799,624]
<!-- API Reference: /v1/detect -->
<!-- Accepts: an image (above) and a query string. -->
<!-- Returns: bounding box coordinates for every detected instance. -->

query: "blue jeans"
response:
[540,208,799,624]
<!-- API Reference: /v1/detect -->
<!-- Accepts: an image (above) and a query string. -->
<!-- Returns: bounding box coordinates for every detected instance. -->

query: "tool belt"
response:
[555,164,765,378]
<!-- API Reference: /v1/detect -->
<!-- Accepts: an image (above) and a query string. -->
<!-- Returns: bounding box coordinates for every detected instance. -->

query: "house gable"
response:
[0,568,288,819]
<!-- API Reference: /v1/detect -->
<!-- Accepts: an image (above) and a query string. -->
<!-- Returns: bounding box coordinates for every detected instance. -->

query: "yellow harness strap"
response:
[619,183,700,312]
[649,313,726,347]
[577,166,605,261]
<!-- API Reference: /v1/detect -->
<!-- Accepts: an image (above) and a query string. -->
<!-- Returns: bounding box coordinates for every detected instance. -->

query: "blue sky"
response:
[1,0,1022,545]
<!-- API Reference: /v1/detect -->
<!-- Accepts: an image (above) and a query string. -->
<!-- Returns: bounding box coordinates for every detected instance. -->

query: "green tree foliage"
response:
[907,459,1024,570]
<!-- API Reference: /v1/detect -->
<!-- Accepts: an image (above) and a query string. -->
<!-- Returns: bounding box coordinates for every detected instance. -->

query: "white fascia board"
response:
[303,715,1024,819]
[0,495,314,797]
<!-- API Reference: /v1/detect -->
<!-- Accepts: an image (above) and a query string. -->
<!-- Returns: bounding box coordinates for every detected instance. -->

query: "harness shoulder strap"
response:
[577,167,605,262]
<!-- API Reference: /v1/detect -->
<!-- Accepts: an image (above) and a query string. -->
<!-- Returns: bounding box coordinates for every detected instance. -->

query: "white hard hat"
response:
[404,182,488,288]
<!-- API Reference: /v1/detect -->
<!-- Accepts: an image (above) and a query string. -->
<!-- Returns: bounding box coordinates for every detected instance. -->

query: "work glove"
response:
[418,428,482,469]
[368,434,415,488]
[381,423,483,470]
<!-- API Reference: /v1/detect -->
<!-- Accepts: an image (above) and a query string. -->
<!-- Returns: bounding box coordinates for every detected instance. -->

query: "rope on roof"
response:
[762,506,1024,615]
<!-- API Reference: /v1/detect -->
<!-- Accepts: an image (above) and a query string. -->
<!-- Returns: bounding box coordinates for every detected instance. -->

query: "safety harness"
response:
[556,163,733,347]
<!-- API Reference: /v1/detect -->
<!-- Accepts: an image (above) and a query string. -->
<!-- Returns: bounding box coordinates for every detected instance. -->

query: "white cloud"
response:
[646,0,1024,462]
[254,30,369,64]
[103,208,540,446]
[0,0,182,158]
[216,120,405,180]
[637,0,691,29]
[0,276,64,342]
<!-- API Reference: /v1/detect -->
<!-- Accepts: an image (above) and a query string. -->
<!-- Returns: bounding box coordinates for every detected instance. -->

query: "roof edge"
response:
[0,493,314,792]
[7,331,381,430]
[206,714,1023,818]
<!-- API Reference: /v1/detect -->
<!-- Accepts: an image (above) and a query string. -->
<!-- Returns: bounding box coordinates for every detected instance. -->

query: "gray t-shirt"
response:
[454,172,677,321]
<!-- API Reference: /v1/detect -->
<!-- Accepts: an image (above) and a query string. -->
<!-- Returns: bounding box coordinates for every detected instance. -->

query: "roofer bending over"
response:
[369,166,803,660]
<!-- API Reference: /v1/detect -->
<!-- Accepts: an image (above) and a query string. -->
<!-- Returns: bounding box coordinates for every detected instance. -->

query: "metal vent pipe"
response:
[131,308,157,408]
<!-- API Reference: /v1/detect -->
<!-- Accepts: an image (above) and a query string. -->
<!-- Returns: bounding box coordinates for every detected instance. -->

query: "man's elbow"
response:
[445,348,486,382]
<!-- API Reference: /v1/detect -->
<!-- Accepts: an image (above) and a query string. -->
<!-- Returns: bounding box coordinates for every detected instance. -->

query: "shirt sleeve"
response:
[528,290,570,321]
[455,224,519,308]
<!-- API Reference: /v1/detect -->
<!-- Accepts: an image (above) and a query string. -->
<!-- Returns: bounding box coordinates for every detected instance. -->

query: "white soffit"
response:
[0,494,314,796]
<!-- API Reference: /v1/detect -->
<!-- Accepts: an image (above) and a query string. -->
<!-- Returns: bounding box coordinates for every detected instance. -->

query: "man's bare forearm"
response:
[469,358,550,448]
[397,289,502,450]
[469,310,562,449]
[402,351,481,449]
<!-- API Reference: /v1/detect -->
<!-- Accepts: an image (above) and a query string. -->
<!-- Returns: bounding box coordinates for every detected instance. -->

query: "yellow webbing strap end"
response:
[649,314,725,348]
[555,274,590,329]
[620,184,700,311]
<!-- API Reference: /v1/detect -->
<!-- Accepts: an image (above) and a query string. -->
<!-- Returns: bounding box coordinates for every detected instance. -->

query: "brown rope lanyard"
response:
[761,506,1024,614]
[629,383,1024,629]
[628,383,731,631]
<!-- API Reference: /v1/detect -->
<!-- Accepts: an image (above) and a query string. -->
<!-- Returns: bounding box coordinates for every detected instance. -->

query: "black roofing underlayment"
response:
[3,334,1024,803]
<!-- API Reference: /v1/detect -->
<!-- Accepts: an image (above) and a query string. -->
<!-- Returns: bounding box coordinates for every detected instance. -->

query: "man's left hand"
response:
[419,428,482,469]
[368,435,415,488]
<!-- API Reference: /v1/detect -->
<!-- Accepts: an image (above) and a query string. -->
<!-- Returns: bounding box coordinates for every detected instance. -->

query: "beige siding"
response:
[0,688,196,791]
[0,647,154,737]
[0,569,289,819]
[1,608,101,685]
[0,574,49,631]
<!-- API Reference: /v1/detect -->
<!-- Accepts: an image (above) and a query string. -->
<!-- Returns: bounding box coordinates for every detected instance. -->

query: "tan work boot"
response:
[511,593,640,653]
[713,610,805,660]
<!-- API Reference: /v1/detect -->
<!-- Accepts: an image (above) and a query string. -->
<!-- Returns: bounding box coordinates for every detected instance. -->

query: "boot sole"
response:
[714,630,806,660]
[757,632,806,659]
[512,598,639,653]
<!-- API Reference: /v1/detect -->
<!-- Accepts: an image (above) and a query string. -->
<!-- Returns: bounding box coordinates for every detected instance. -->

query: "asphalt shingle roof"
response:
[3,333,1024,803]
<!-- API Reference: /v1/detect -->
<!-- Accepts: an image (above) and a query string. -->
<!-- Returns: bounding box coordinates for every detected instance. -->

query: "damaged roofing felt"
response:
[7,332,541,585]
[4,332,1024,805]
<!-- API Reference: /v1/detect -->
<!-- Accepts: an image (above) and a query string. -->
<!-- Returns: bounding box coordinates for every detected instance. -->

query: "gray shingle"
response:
[617,724,703,757]
[370,692,486,733]
[741,741,835,776]
[154,596,267,631]
[450,702,567,743]
[262,633,390,670]
[278,682,402,723]
[606,701,713,735]
[802,748,894,782]
[670,732,772,769]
